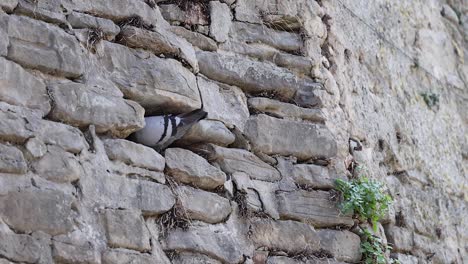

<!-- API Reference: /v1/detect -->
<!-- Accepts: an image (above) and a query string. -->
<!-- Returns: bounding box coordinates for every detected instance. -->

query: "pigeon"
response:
[130,109,207,151]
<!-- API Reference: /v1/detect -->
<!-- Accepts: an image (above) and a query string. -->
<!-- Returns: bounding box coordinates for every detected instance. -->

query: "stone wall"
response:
[0,0,466,264]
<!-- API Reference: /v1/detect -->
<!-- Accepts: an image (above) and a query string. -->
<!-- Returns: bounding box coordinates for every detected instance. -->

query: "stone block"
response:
[47,82,145,138]
[0,232,41,263]
[102,248,167,264]
[172,252,222,264]
[292,164,341,189]
[230,22,303,52]
[250,218,320,254]
[384,225,414,252]
[0,189,74,235]
[178,120,236,146]
[118,26,198,72]
[25,137,47,158]
[0,57,50,117]
[0,0,17,12]
[248,97,325,123]
[15,0,67,25]
[317,229,361,263]
[170,26,217,51]
[165,148,226,190]
[177,185,231,224]
[6,15,84,77]
[33,145,82,183]
[52,241,101,264]
[197,76,249,130]
[198,144,281,182]
[67,11,120,40]
[104,209,151,252]
[245,114,337,160]
[159,4,208,25]
[0,144,27,174]
[197,51,322,106]
[210,1,231,42]
[103,139,165,172]
[276,190,354,228]
[100,42,201,114]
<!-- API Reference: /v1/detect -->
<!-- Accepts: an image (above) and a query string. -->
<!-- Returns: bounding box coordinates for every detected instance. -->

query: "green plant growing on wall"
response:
[335,177,392,231]
[360,228,399,264]
[421,92,439,108]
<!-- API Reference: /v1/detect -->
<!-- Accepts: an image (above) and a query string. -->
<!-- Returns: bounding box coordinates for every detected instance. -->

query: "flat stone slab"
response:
[48,82,145,138]
[170,26,217,51]
[67,11,120,40]
[102,249,168,264]
[0,232,41,263]
[317,229,361,263]
[100,42,201,114]
[199,144,281,182]
[177,185,231,224]
[6,15,84,77]
[276,190,354,228]
[244,114,337,160]
[33,145,82,183]
[248,97,325,123]
[178,120,236,147]
[250,218,320,254]
[165,148,226,190]
[0,57,50,117]
[197,51,322,107]
[0,144,27,174]
[103,139,165,172]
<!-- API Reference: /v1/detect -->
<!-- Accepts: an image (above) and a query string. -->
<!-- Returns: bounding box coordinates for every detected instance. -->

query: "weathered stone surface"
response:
[67,0,161,26]
[165,148,226,190]
[0,15,7,56]
[172,252,222,264]
[199,144,281,182]
[102,249,165,264]
[177,185,231,224]
[267,256,346,264]
[230,22,303,52]
[0,144,27,174]
[0,57,50,116]
[33,145,82,183]
[0,0,17,12]
[273,52,314,74]
[170,26,217,51]
[384,225,414,252]
[67,11,120,40]
[197,51,322,106]
[103,139,165,171]
[0,107,34,143]
[0,232,41,263]
[291,164,342,189]
[248,97,325,123]
[52,241,101,264]
[276,190,354,228]
[198,76,249,130]
[163,223,246,263]
[6,15,84,77]
[245,115,337,160]
[15,0,67,25]
[81,173,175,215]
[250,218,320,254]
[159,4,208,25]
[48,82,145,138]
[0,189,74,235]
[178,120,236,146]
[317,230,361,263]
[390,253,419,264]
[118,26,198,72]
[37,119,88,154]
[25,137,47,158]
[104,209,151,252]
[234,0,305,25]
[100,42,201,114]
[209,1,231,42]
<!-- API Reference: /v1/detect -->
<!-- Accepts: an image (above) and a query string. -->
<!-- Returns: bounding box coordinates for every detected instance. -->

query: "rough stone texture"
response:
[209,1,231,42]
[25,137,47,158]
[248,97,325,123]
[165,148,226,190]
[0,189,74,235]
[103,139,165,171]
[177,185,231,224]
[5,15,84,77]
[197,51,322,106]
[198,76,249,130]
[178,120,236,146]
[32,145,82,183]
[245,114,337,160]
[198,144,281,182]
[102,249,166,264]
[0,144,27,174]
[0,57,50,116]
[47,82,145,138]
[118,26,199,72]
[14,0,67,25]
[0,0,17,12]
[172,252,222,264]
[267,256,346,264]
[52,241,101,264]
[170,26,218,51]
[317,229,361,263]
[100,42,201,114]
[250,218,320,254]
[277,190,354,228]
[104,209,151,252]
[291,164,341,189]
[67,11,120,40]
[0,232,41,263]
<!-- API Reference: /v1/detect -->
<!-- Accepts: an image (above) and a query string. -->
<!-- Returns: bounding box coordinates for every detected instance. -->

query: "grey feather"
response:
[130,109,207,151]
